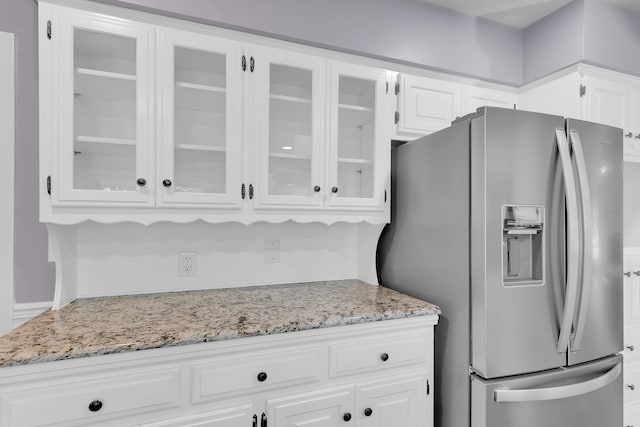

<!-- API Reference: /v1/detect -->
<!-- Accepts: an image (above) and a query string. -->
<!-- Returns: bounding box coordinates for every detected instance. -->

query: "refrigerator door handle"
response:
[555,128,581,354]
[494,363,621,403]
[568,130,593,351]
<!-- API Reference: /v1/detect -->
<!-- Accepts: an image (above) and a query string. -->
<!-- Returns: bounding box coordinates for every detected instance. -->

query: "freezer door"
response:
[471,355,622,427]
[565,119,623,365]
[470,108,567,378]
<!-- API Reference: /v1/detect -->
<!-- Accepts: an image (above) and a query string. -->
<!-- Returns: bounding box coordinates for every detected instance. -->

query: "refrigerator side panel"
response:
[471,355,622,427]
[471,108,567,379]
[566,119,623,365]
[377,120,471,427]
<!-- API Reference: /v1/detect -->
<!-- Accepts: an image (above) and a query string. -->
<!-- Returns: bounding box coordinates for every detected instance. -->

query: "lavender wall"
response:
[523,0,585,83]
[0,0,55,303]
[583,0,640,76]
[95,0,524,85]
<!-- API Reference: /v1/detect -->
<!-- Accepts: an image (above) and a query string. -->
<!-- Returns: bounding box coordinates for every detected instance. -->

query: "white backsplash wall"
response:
[75,221,361,297]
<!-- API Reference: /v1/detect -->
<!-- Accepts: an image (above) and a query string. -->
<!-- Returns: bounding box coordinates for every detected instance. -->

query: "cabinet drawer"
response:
[2,367,181,427]
[329,331,428,378]
[192,345,322,404]
[625,365,640,407]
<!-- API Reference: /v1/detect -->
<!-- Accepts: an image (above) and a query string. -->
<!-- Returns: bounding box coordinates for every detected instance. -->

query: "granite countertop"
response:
[0,280,440,367]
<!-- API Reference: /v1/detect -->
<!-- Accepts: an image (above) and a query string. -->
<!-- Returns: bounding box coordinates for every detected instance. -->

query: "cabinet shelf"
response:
[338,103,374,127]
[270,95,312,123]
[175,143,226,153]
[76,67,136,81]
[269,152,312,161]
[175,82,226,114]
[75,67,136,103]
[337,157,373,165]
[270,94,311,105]
[175,81,226,94]
[74,136,136,156]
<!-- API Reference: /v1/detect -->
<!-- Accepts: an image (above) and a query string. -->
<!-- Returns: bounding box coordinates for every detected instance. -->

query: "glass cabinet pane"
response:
[267,63,313,197]
[72,29,138,192]
[336,75,376,199]
[172,47,228,194]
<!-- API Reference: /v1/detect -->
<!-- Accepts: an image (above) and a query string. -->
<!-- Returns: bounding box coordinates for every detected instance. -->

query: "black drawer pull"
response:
[380,352,389,362]
[88,400,103,412]
[257,371,268,382]
[364,407,373,416]
[343,412,352,422]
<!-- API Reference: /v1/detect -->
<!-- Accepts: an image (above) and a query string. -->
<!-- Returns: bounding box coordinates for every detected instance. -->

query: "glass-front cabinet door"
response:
[328,62,387,210]
[156,29,242,208]
[53,9,154,205]
[250,47,325,209]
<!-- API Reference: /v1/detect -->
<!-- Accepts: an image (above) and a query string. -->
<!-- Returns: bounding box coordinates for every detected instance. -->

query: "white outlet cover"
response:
[178,252,197,276]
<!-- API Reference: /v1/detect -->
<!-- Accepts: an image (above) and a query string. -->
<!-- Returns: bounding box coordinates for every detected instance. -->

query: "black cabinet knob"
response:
[364,408,372,417]
[88,400,103,412]
[343,412,352,422]
[162,179,172,188]
[380,352,389,362]
[257,371,268,382]
[331,186,339,193]
[314,185,321,192]
[136,178,146,187]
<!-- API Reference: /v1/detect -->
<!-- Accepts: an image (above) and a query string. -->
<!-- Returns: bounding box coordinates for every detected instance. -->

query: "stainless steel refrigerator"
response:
[377,107,623,427]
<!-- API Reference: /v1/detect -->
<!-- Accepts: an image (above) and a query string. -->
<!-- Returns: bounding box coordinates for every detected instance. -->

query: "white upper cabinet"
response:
[40,2,391,224]
[583,75,635,132]
[156,28,242,208]
[395,74,461,138]
[250,47,325,209]
[50,7,155,206]
[518,65,640,162]
[328,62,388,210]
[462,85,517,114]
[582,75,640,161]
[393,73,517,141]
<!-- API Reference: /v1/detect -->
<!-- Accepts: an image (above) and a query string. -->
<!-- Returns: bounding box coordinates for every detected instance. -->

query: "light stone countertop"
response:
[0,280,440,367]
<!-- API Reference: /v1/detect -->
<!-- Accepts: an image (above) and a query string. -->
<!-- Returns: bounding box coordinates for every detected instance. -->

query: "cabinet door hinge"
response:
[47,20,52,39]
[241,183,246,199]
[580,84,586,97]
[241,55,247,72]
[249,184,254,200]
[46,175,51,195]
[427,379,430,395]
[394,111,400,124]
[261,412,267,427]
[384,189,387,203]
[395,81,400,95]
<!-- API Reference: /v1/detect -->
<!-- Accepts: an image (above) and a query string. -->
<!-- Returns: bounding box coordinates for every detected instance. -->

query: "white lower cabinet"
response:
[139,404,254,427]
[0,318,436,427]
[356,374,427,427]
[266,385,354,426]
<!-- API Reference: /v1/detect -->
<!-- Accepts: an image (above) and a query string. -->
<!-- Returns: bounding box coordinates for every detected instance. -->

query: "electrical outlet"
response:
[178,252,197,276]
[265,239,280,263]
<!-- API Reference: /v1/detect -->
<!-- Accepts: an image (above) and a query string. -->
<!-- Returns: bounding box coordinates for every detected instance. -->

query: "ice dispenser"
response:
[502,205,544,286]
